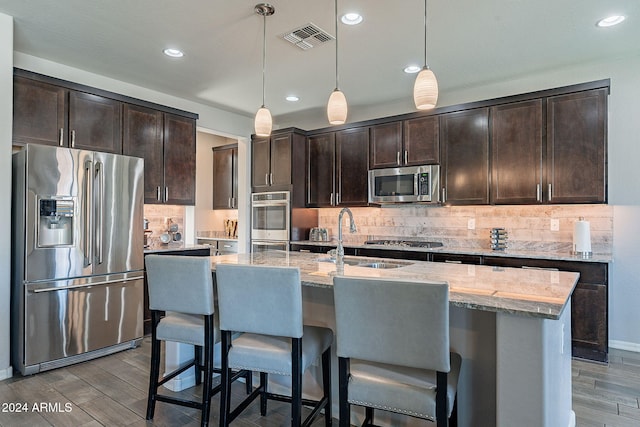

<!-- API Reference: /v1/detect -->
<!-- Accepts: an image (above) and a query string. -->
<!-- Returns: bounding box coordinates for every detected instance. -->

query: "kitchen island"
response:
[208,251,578,427]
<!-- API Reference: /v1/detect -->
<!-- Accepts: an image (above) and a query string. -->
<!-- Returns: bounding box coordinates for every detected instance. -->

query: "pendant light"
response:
[255,3,275,137]
[327,0,347,125]
[413,0,438,110]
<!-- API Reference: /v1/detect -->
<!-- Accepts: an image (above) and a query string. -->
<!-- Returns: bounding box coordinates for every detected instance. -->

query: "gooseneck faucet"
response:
[336,207,357,262]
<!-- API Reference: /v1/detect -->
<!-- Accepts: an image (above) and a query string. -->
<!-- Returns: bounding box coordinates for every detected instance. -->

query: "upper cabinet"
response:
[369,116,439,169]
[307,128,369,207]
[123,105,197,205]
[212,144,238,209]
[440,108,490,205]
[546,89,607,204]
[490,100,543,204]
[13,76,123,153]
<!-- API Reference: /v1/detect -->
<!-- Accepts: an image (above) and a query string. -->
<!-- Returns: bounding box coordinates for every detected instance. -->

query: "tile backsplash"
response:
[143,205,186,246]
[317,204,613,253]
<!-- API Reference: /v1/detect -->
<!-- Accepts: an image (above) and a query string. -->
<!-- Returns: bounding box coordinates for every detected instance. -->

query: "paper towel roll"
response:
[573,218,592,255]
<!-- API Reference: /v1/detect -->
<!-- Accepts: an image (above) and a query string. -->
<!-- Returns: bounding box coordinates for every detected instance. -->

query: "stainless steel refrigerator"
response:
[11,144,145,375]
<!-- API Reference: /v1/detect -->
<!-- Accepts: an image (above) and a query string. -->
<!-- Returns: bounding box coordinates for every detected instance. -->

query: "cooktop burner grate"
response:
[364,240,444,248]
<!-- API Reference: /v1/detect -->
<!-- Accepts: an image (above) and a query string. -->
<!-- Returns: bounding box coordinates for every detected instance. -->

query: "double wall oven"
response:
[251,191,290,253]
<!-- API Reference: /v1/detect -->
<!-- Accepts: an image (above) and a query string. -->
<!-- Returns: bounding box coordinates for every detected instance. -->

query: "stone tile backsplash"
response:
[143,205,186,246]
[317,204,613,253]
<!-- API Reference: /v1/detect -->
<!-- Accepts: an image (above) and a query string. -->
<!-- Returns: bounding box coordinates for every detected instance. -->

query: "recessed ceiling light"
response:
[596,15,626,27]
[163,48,184,58]
[286,95,300,102]
[341,13,363,25]
[404,65,422,74]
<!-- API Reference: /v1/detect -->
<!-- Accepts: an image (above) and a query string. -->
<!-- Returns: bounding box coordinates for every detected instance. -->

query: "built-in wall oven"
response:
[251,191,290,253]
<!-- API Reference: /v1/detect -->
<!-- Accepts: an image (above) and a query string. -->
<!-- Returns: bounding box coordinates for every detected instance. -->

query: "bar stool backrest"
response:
[333,276,450,373]
[145,255,215,316]
[216,264,304,338]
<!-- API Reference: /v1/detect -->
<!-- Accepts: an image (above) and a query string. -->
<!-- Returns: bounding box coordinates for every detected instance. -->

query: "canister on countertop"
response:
[572,217,592,258]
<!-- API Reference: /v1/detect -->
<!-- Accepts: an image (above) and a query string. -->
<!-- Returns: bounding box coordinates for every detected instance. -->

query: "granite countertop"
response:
[290,240,613,264]
[209,251,579,320]
[196,231,237,242]
[144,243,212,253]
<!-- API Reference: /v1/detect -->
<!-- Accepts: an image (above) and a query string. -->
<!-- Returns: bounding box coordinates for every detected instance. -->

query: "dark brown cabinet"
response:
[440,108,490,205]
[546,89,607,203]
[212,144,238,209]
[491,100,543,204]
[123,105,196,205]
[13,76,122,153]
[307,128,369,207]
[483,256,608,362]
[251,129,306,193]
[369,117,439,169]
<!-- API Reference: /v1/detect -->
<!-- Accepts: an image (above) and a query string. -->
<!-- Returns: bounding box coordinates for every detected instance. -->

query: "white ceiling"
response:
[1,0,638,122]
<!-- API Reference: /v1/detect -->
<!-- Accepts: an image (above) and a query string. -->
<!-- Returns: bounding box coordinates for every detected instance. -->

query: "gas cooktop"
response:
[364,240,444,249]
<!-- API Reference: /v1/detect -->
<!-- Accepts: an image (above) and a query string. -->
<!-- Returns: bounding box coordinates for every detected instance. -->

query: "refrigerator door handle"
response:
[96,161,104,264]
[29,275,145,293]
[84,159,93,266]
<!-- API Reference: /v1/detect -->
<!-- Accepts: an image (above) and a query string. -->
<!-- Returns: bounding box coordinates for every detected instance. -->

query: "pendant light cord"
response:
[334,0,339,90]
[423,0,428,68]
[262,12,267,107]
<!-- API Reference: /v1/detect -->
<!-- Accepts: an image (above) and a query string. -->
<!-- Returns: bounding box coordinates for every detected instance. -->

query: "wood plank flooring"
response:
[1,339,640,426]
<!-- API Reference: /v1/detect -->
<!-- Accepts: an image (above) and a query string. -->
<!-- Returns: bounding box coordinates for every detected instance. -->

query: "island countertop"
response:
[209,251,579,320]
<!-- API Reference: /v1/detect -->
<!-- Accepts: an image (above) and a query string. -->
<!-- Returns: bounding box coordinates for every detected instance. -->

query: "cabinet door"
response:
[252,136,271,190]
[123,104,164,204]
[212,145,237,209]
[307,133,336,207]
[572,282,607,360]
[369,122,403,169]
[270,133,292,187]
[403,116,439,165]
[491,100,543,204]
[546,89,607,203]
[336,128,369,206]
[441,108,490,205]
[68,91,122,153]
[13,76,67,147]
[163,113,196,205]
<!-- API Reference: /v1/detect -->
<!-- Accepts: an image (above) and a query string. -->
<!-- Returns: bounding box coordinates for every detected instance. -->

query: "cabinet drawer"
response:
[483,256,607,284]
[217,240,238,254]
[431,253,482,265]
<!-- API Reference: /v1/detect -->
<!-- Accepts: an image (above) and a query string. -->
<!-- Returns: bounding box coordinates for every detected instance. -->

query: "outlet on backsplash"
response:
[550,218,560,231]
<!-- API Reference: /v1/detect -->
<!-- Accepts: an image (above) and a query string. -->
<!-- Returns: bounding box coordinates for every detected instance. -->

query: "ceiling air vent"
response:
[281,23,334,50]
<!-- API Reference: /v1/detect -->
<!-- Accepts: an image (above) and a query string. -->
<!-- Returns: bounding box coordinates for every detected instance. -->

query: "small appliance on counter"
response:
[490,228,508,251]
[143,218,152,248]
[310,227,329,241]
[572,217,592,258]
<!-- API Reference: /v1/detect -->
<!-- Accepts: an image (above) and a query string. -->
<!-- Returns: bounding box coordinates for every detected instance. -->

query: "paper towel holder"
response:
[572,217,593,259]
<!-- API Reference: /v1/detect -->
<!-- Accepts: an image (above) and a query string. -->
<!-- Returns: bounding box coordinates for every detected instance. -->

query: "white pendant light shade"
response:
[327,89,348,125]
[413,67,438,110]
[254,107,273,137]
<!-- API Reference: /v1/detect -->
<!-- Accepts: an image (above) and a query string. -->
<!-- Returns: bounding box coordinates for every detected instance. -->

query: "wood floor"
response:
[1,339,640,427]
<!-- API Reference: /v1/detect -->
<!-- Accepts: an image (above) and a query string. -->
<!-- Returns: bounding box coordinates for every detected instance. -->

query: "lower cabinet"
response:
[483,256,608,362]
[143,248,211,335]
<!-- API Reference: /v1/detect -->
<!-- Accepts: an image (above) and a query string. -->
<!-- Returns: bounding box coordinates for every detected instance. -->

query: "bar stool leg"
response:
[219,331,232,427]
[146,312,161,420]
[200,316,215,427]
[260,372,268,416]
[291,338,302,426]
[338,357,350,427]
[322,348,332,426]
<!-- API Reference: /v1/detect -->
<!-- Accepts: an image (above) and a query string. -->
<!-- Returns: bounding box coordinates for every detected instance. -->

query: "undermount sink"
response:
[314,257,411,269]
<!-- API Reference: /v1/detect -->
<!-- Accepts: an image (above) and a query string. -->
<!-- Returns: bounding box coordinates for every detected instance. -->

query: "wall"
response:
[0,13,13,381]
[284,54,640,350]
[318,204,613,253]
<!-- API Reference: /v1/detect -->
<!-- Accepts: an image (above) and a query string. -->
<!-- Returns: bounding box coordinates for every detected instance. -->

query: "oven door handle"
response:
[252,201,289,207]
[252,241,288,246]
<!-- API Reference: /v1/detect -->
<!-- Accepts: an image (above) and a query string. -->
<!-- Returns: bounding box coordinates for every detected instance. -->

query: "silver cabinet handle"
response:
[396,151,401,165]
[156,186,161,202]
[404,150,408,164]
[441,188,446,203]
[548,184,552,202]
[228,198,231,208]
[330,193,335,206]
[71,130,76,148]
[223,244,232,248]
[265,173,269,186]
[336,192,340,205]
[165,187,169,202]
[536,184,541,202]
[269,173,273,185]
[444,260,462,264]
[59,128,64,146]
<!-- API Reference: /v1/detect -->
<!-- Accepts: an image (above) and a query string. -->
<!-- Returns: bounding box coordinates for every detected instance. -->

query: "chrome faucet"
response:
[336,207,357,262]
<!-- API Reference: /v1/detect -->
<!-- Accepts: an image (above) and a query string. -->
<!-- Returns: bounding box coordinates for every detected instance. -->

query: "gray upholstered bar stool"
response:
[145,255,251,427]
[215,264,333,427]
[333,276,461,427]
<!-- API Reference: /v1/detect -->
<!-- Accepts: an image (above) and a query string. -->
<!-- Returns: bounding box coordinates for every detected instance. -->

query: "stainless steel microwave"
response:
[368,165,440,204]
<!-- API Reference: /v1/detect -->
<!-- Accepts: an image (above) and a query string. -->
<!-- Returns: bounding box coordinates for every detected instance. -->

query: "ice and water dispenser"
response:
[38,198,74,247]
